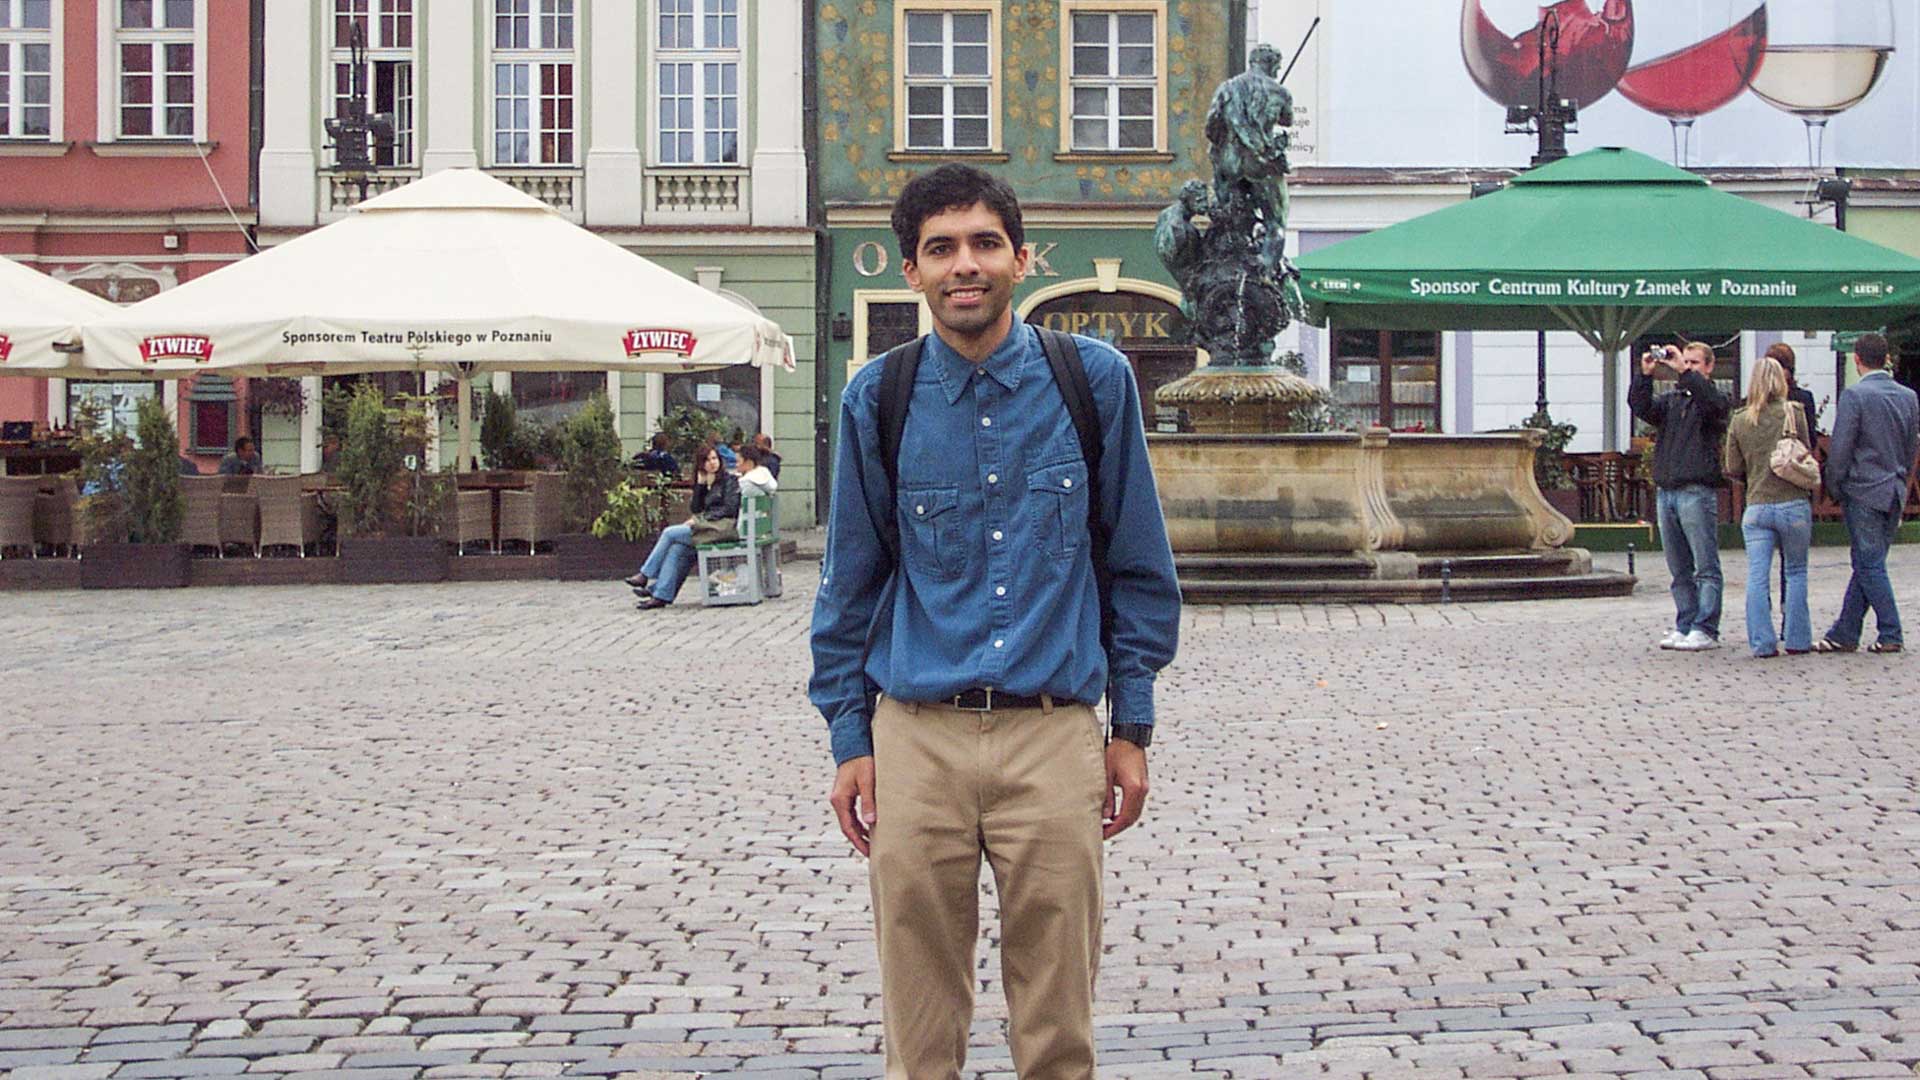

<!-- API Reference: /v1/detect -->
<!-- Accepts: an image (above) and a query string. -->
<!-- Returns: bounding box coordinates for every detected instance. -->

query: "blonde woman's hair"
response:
[1745,356,1788,413]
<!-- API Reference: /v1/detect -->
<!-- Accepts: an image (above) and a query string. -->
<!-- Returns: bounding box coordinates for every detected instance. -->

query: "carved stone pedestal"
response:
[1153,366,1322,434]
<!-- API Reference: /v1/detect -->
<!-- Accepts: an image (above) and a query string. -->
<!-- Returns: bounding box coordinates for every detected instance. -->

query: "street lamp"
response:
[1503,8,1580,169]
[323,24,396,203]
[1502,7,1579,417]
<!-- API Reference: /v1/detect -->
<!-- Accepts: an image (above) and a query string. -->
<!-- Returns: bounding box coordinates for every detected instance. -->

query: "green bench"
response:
[695,493,782,606]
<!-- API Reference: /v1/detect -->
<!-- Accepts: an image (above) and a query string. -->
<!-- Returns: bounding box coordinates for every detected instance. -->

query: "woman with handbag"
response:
[1723,356,1820,658]
[627,444,742,610]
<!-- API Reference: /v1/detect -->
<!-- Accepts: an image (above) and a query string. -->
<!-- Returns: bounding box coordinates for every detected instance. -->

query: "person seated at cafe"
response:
[753,432,782,480]
[178,453,201,475]
[633,432,679,476]
[736,441,779,498]
[708,433,739,471]
[626,443,740,610]
[219,436,261,476]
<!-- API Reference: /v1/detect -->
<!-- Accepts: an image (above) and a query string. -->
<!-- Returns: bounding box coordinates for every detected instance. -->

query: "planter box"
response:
[338,536,450,584]
[80,542,191,589]
[553,532,654,582]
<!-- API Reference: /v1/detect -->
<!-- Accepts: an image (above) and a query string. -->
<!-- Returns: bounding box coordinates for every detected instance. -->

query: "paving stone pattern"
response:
[3,542,1918,1078]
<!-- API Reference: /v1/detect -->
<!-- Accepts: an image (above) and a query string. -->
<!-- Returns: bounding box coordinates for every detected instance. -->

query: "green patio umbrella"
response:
[1298,146,1920,449]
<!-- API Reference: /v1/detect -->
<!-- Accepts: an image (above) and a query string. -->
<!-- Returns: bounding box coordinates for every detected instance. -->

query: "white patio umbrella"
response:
[80,170,794,469]
[0,253,122,378]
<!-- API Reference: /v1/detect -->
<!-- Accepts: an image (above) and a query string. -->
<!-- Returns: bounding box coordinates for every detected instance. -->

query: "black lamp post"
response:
[1501,8,1580,417]
[323,24,395,203]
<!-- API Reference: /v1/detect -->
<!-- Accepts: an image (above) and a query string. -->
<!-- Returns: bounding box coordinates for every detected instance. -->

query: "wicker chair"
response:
[180,475,226,555]
[252,475,321,556]
[0,476,39,558]
[451,488,495,554]
[33,477,79,556]
[497,471,567,553]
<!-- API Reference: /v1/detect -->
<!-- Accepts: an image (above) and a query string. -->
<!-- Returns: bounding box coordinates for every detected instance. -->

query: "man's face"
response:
[902,202,1030,342]
[1682,348,1714,377]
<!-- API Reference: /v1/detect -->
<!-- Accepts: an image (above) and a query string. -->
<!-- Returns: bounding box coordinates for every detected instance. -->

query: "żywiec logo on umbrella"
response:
[0,334,12,362]
[623,328,697,358]
[140,334,215,364]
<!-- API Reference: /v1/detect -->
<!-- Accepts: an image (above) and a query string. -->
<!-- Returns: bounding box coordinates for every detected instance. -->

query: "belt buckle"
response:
[953,688,993,712]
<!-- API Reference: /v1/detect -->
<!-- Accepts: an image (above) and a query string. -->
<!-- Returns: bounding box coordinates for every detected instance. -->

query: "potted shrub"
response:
[551,394,642,578]
[334,384,452,583]
[560,472,675,581]
[80,396,192,589]
[656,404,730,479]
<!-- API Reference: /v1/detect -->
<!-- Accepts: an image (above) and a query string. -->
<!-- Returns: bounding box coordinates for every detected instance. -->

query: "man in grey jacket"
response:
[1819,333,1920,654]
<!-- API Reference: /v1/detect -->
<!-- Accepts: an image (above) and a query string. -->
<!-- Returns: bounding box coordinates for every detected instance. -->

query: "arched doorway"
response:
[1024,287,1195,406]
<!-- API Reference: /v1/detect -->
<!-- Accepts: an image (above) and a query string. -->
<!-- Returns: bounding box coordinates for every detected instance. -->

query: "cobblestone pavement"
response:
[3,542,1919,1079]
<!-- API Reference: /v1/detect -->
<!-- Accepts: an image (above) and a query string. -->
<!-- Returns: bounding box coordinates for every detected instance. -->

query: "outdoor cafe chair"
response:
[252,475,321,556]
[180,475,227,555]
[695,493,781,606]
[0,476,39,558]
[497,471,566,554]
[451,488,494,554]
[33,476,78,557]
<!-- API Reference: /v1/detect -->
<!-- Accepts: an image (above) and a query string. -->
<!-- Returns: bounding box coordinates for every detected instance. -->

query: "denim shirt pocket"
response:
[1026,460,1089,560]
[899,485,965,579]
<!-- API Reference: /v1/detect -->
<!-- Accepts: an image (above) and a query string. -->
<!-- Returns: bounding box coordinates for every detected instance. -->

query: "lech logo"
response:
[0,334,12,362]
[139,334,215,364]
[1315,277,1356,293]
[623,328,697,357]
[1842,281,1893,299]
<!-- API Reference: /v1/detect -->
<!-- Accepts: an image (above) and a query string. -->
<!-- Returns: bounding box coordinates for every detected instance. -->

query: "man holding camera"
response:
[1630,342,1732,651]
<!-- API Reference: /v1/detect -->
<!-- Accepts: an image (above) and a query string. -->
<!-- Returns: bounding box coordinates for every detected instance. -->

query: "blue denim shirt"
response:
[809,323,1182,765]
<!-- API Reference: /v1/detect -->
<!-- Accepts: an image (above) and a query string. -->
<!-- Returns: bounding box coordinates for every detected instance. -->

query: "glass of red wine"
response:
[1743,0,1897,168]
[1616,5,1767,167]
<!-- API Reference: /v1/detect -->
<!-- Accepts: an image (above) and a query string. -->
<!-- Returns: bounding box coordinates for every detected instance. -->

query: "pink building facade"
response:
[0,0,255,467]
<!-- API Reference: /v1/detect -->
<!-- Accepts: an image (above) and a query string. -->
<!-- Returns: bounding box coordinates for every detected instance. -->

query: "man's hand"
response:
[829,756,877,857]
[1640,351,1660,376]
[1102,740,1149,840]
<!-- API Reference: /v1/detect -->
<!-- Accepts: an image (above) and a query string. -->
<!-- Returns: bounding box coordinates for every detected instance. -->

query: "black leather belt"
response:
[946,688,1047,711]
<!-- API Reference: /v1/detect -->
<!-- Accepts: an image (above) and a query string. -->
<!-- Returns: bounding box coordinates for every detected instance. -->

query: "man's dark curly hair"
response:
[890,164,1025,263]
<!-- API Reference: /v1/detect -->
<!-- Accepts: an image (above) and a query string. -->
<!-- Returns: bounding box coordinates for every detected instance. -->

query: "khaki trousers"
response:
[869,695,1107,1080]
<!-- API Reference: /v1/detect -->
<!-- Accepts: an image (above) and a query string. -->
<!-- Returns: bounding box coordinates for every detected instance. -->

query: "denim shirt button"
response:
[987,473,998,484]
[981,416,992,427]
[1062,477,1073,488]
[915,504,925,515]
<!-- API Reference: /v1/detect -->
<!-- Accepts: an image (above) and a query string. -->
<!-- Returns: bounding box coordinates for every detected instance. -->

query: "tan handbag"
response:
[1769,403,1821,492]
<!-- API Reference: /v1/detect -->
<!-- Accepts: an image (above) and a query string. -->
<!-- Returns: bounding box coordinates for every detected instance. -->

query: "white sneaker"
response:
[1673,630,1721,651]
[1658,630,1685,649]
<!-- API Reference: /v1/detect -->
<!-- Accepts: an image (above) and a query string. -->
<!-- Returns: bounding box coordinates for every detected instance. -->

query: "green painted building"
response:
[814,0,1241,459]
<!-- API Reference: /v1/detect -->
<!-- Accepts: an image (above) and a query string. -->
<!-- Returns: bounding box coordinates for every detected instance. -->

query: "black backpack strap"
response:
[1036,327,1115,656]
[874,335,926,560]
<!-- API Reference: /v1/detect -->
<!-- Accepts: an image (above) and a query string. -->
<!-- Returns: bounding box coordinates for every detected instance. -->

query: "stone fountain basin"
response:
[1147,429,1574,555]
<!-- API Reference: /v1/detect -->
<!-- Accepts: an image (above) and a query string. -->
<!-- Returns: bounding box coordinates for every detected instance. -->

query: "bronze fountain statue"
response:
[1153,43,1318,432]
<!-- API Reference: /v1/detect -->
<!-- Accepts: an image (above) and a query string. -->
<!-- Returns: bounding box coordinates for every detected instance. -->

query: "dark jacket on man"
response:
[1788,383,1821,444]
[1629,368,1732,489]
[1825,370,1920,512]
[691,470,741,522]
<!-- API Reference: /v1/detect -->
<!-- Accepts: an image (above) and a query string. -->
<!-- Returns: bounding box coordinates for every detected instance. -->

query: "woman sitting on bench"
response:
[736,442,779,498]
[627,443,741,610]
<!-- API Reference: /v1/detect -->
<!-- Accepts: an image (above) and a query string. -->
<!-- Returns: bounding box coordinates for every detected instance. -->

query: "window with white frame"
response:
[902,8,991,151]
[115,0,196,139]
[0,0,54,140]
[654,0,741,165]
[491,0,575,166]
[330,0,414,168]
[1069,10,1156,151]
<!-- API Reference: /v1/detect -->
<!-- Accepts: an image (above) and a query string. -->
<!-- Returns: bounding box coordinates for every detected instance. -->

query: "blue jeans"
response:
[1827,500,1903,647]
[1657,485,1723,639]
[639,523,696,604]
[1741,500,1812,656]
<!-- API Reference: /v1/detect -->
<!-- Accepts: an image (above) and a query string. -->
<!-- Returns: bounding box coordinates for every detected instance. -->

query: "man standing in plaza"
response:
[809,164,1181,1078]
[1630,341,1732,651]
[1817,332,1918,654]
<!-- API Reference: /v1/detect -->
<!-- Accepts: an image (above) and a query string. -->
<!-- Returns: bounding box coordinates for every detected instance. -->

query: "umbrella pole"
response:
[1602,347,1621,453]
[456,372,474,474]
